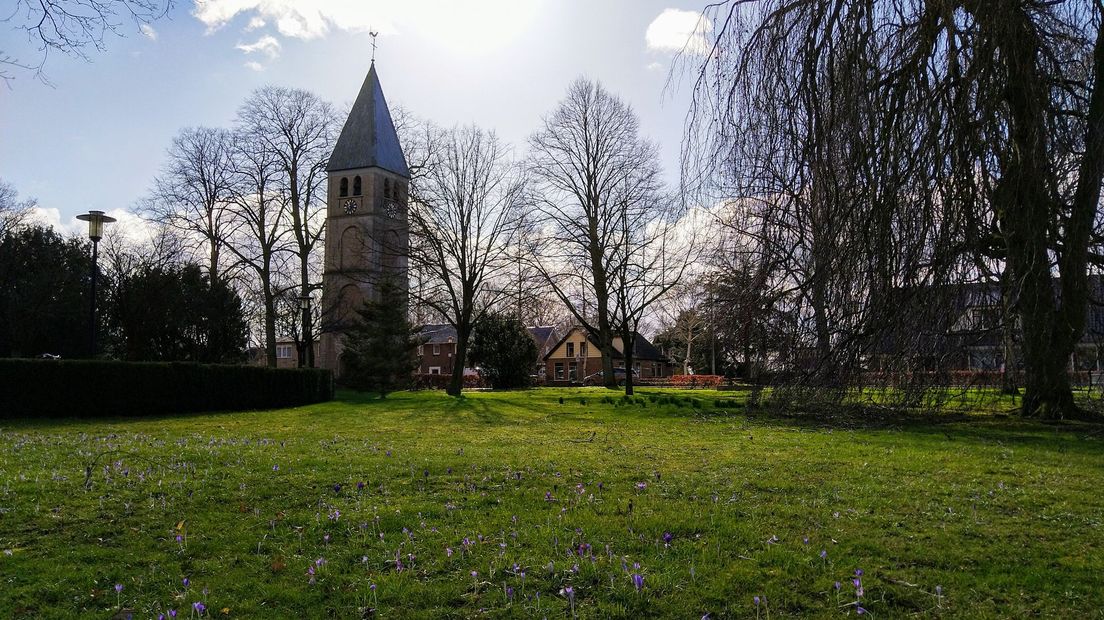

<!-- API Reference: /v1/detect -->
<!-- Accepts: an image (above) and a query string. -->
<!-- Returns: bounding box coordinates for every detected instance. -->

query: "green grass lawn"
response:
[1,388,1102,618]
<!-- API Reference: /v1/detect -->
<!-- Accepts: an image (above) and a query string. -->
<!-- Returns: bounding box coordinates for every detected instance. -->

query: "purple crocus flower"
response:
[183,578,189,588]
[333,483,342,494]
[754,596,761,606]
[115,584,123,593]
[855,568,864,577]
[357,481,365,490]
[663,532,673,546]
[192,602,205,614]
[857,607,866,615]
[632,573,644,592]
[168,611,176,619]
[820,549,828,559]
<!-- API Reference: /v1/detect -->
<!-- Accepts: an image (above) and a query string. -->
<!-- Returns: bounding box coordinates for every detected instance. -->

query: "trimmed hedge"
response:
[0,359,333,418]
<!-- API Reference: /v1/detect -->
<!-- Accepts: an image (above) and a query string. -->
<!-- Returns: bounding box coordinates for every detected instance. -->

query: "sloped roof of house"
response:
[875,275,1104,356]
[542,327,670,362]
[418,324,456,345]
[528,326,556,345]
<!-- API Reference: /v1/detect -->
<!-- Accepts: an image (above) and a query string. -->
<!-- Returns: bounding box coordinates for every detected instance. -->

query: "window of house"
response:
[276,344,292,359]
[580,342,587,356]
[566,342,575,357]
[353,176,362,196]
[432,343,440,355]
[555,362,564,380]
[384,178,392,200]
[339,177,349,197]
[429,366,441,375]
[569,361,578,381]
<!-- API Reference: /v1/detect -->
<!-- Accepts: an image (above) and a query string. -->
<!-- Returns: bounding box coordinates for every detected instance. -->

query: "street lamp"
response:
[298,294,314,368]
[76,210,116,357]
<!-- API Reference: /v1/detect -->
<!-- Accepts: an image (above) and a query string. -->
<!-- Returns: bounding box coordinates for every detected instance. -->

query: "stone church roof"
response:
[326,62,409,177]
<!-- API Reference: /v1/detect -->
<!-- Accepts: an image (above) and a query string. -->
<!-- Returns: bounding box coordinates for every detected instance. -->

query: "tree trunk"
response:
[999,265,1019,395]
[973,3,1098,418]
[263,279,277,368]
[623,328,636,396]
[447,327,470,397]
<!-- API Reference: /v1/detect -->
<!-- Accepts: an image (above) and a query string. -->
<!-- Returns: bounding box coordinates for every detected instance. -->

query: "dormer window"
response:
[339,177,349,197]
[353,176,362,196]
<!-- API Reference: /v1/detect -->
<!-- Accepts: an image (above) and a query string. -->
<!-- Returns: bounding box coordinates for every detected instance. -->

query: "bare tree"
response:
[406,123,525,395]
[224,130,289,367]
[685,0,1104,418]
[529,78,665,389]
[607,190,695,395]
[148,127,237,285]
[237,86,338,367]
[4,0,171,86]
[0,180,31,235]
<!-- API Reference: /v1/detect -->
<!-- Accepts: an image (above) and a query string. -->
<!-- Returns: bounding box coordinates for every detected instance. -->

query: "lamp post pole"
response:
[299,294,314,368]
[76,210,116,358]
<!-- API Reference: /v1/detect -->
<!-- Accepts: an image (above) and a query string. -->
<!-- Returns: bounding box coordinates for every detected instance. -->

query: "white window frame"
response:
[429,366,441,375]
[432,343,440,355]
[276,344,292,359]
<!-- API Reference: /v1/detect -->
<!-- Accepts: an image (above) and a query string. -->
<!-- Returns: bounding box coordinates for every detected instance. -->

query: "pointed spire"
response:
[326,63,409,177]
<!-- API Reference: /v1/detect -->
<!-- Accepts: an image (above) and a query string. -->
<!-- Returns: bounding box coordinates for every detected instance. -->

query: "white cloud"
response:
[194,0,392,39]
[646,8,712,55]
[192,0,541,55]
[646,61,664,72]
[244,60,265,71]
[236,35,281,58]
[139,24,158,40]
[25,206,156,244]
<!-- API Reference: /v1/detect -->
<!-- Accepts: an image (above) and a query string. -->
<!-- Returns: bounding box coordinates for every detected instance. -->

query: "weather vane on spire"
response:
[370,30,379,63]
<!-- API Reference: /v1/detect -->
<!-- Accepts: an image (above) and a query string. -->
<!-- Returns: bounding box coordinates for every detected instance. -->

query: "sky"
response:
[1,1,713,237]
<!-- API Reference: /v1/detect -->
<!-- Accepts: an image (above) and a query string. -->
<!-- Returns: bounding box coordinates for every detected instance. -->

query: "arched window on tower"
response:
[339,177,349,197]
[384,178,392,200]
[353,176,362,196]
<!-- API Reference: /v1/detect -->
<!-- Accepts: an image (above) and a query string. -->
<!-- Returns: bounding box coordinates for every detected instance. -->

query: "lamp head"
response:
[75,210,117,242]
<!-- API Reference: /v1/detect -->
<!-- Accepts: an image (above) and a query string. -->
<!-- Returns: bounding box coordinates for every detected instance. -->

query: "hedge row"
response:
[0,359,333,418]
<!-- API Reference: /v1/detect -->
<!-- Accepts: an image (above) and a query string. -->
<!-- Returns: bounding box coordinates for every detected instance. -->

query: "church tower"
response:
[319,62,410,376]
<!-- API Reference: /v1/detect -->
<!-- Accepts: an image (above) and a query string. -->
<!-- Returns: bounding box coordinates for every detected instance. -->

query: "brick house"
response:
[416,324,561,378]
[543,326,674,385]
[416,324,464,376]
[248,338,320,369]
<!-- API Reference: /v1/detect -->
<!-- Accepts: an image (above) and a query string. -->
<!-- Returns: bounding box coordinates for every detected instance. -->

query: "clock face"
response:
[384,200,399,219]
[343,199,358,214]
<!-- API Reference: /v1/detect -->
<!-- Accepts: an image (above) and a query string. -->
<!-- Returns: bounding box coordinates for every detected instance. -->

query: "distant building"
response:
[415,324,561,378]
[542,326,674,385]
[248,338,320,369]
[875,276,1104,372]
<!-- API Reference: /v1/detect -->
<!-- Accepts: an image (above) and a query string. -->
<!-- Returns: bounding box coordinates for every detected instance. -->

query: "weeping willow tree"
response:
[684,0,1104,418]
